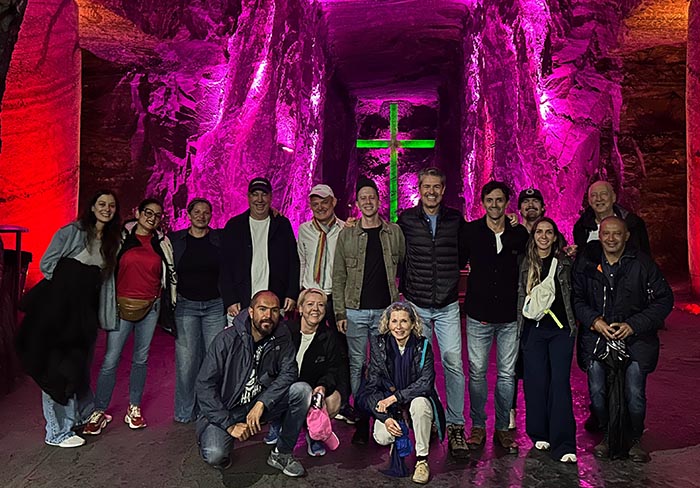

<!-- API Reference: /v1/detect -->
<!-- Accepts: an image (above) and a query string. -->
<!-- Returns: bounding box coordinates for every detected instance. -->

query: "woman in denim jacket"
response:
[17,190,121,448]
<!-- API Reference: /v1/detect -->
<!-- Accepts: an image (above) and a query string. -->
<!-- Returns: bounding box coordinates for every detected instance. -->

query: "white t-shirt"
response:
[249,216,270,297]
[296,331,316,373]
[587,226,600,243]
[75,238,104,268]
[495,231,504,254]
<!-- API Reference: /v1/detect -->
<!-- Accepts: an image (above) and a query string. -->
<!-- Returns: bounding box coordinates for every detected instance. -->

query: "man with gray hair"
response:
[573,180,650,254]
[397,166,470,460]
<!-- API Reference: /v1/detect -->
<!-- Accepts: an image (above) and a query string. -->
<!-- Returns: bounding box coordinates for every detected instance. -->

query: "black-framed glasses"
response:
[142,208,163,221]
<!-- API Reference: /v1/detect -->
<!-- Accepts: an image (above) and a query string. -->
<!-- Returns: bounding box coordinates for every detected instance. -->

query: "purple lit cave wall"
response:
[71,0,689,274]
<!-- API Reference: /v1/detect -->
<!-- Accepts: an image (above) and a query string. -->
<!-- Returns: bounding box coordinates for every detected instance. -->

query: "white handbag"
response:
[523,257,564,328]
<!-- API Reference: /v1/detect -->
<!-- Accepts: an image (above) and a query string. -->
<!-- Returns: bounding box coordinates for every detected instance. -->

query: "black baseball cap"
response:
[248,177,272,194]
[518,188,544,207]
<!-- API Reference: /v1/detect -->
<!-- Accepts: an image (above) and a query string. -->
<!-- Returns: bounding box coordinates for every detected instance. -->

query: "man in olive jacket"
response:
[332,176,405,443]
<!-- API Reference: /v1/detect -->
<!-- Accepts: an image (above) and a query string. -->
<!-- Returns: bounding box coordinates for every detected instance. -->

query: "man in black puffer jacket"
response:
[397,167,469,460]
[573,217,673,463]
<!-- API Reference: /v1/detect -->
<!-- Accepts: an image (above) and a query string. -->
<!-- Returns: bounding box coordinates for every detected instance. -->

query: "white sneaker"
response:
[508,409,516,430]
[535,441,551,451]
[560,453,577,463]
[45,435,86,448]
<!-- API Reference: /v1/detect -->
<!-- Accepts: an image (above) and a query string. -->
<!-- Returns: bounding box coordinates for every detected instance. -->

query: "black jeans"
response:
[522,322,577,459]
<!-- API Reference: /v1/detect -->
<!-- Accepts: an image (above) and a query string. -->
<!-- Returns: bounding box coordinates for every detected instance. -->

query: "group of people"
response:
[17,168,673,484]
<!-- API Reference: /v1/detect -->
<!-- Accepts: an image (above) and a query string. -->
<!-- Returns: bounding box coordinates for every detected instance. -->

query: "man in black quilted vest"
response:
[397,167,469,460]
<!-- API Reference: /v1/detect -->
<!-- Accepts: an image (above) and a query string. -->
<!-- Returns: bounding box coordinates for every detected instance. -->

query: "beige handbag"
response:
[117,296,155,322]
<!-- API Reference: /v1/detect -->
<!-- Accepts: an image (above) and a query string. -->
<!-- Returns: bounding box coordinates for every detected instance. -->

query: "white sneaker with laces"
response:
[45,435,86,448]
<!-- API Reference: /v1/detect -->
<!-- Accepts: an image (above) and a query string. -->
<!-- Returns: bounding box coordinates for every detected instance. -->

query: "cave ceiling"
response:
[321,0,475,101]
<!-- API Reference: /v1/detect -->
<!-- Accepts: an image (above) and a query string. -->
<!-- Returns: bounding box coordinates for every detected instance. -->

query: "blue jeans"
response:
[42,389,94,443]
[466,317,519,431]
[197,382,311,467]
[174,296,226,422]
[345,308,383,397]
[94,299,160,410]
[415,302,465,425]
[588,360,647,439]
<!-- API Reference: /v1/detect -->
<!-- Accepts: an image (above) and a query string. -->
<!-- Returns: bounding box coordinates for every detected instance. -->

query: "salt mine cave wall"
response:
[0,0,691,284]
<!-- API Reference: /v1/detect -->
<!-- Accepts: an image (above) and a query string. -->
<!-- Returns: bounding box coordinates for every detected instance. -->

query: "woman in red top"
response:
[83,198,176,434]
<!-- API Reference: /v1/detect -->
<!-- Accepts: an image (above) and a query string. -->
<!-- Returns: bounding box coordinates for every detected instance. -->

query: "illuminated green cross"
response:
[356,102,436,221]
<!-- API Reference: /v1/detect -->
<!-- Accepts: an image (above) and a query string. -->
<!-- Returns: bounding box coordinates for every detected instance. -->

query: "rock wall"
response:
[461,0,642,240]
[79,0,329,231]
[689,0,700,293]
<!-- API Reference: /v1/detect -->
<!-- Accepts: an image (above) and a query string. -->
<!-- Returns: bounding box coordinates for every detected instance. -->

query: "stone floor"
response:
[2,288,700,487]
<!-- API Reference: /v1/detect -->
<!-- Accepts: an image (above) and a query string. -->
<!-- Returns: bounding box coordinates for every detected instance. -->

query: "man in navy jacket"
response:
[573,217,673,462]
[195,291,307,476]
[219,177,300,318]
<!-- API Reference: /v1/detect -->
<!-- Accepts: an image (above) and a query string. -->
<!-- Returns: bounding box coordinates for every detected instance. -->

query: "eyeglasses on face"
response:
[141,208,163,221]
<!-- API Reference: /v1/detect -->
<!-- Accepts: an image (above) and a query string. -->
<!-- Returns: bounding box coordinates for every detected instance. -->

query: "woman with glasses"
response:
[517,217,577,463]
[17,190,121,448]
[169,198,225,423]
[83,198,176,434]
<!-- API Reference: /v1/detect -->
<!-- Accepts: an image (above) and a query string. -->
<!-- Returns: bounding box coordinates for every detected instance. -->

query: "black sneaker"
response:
[335,404,359,425]
[351,415,370,445]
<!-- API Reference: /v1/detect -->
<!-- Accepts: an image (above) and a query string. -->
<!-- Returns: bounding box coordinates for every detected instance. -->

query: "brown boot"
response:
[593,437,609,459]
[446,424,470,460]
[628,439,650,463]
[494,429,518,454]
[466,426,486,450]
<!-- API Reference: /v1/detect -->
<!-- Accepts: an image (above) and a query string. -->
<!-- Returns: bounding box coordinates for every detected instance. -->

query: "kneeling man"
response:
[195,290,306,476]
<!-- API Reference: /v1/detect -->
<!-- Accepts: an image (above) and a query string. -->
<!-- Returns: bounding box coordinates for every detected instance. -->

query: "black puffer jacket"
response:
[572,242,673,373]
[398,205,466,308]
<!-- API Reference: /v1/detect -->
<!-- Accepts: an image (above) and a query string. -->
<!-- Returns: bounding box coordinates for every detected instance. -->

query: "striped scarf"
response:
[311,217,335,288]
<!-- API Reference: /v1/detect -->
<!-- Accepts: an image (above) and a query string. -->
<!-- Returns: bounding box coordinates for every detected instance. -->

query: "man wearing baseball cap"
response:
[518,188,545,232]
[220,176,300,316]
[296,184,356,424]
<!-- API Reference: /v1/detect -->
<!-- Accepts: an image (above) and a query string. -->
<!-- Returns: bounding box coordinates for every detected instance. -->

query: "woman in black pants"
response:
[517,217,577,463]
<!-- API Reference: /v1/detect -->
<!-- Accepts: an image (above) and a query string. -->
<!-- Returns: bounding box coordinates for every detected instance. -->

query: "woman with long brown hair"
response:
[517,217,577,463]
[17,189,121,448]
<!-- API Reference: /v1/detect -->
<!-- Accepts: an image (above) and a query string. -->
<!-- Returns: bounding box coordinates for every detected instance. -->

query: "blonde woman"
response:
[362,301,445,484]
